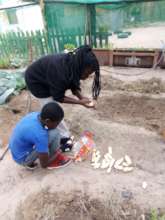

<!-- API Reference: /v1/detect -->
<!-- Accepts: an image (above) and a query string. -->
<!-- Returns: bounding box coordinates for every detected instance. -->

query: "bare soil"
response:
[0,67,165,220]
[110,23,165,49]
[97,93,165,132]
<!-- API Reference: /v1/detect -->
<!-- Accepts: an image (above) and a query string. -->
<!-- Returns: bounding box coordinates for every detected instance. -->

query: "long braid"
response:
[66,45,101,99]
[92,59,101,100]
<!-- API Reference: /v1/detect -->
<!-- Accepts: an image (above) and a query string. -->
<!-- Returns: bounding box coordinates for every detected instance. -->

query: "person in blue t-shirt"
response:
[9,102,71,170]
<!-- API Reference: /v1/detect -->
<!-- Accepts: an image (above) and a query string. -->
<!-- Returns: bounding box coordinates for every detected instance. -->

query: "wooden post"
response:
[109,49,113,67]
[153,49,160,68]
[39,0,47,31]
[89,4,96,47]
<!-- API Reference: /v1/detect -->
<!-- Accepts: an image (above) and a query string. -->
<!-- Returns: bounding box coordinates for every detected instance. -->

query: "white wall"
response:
[0,11,9,32]
[0,4,44,33]
[16,5,44,32]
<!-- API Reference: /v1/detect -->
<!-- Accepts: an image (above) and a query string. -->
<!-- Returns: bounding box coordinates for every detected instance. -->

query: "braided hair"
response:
[67,45,101,100]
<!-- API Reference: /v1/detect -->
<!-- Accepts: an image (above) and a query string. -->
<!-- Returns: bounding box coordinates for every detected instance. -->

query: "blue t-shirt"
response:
[9,112,49,163]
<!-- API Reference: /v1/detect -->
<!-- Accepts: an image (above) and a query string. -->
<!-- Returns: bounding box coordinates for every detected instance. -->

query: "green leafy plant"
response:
[0,57,11,69]
[10,57,21,68]
[64,44,75,52]
[151,209,165,220]
[98,25,108,33]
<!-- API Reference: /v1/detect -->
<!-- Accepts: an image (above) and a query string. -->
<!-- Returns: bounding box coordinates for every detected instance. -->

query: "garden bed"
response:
[93,48,160,68]
[1,67,165,219]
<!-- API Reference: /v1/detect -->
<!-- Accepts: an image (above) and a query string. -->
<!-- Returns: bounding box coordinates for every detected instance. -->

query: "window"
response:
[7,9,18,25]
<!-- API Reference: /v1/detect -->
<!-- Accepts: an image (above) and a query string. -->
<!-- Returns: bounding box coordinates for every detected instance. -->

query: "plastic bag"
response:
[73,131,95,162]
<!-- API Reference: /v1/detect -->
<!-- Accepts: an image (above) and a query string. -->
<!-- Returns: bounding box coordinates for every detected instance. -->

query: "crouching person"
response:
[9,102,72,170]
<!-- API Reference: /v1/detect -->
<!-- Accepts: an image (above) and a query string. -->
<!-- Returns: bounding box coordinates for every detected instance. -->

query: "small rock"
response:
[121,190,133,200]
[142,181,147,189]
[140,214,146,220]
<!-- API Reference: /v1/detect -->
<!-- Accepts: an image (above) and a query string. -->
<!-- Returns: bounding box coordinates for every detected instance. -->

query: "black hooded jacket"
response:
[25,54,81,102]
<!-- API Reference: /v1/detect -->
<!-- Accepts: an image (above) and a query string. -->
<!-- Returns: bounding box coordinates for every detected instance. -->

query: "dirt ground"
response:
[109,23,165,49]
[0,67,165,219]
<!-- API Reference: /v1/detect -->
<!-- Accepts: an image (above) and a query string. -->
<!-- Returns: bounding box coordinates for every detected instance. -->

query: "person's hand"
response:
[80,99,96,109]
[81,96,90,102]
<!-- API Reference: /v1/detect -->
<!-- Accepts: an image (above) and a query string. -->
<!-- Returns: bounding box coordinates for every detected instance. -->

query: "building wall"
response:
[0,10,9,32]
[0,2,44,33]
[16,5,44,32]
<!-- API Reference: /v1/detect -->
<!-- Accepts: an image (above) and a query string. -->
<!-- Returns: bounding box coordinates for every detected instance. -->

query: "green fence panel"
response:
[0,30,48,64]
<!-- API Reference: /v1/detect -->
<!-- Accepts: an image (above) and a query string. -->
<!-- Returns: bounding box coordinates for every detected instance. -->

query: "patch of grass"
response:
[0,57,11,69]
[151,209,165,220]
[0,56,22,69]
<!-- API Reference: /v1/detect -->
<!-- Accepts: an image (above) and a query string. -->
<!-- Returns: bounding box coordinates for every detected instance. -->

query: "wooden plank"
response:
[17,31,25,57]
[109,50,113,66]
[77,28,83,46]
[93,33,97,48]
[51,28,57,53]
[99,33,103,48]
[12,32,19,56]
[30,30,38,59]
[22,31,29,59]
[3,33,11,56]
[60,29,64,51]
[42,30,49,54]
[48,29,55,53]
[153,50,160,67]
[38,30,45,55]
[36,31,42,56]
[0,34,8,57]
[113,51,156,56]
[105,33,108,46]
